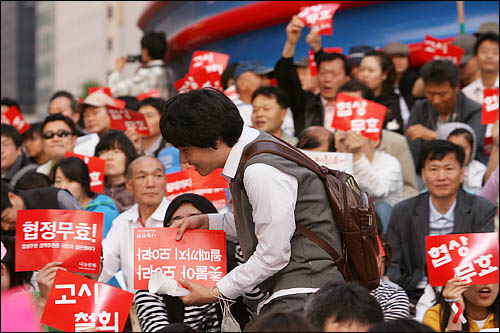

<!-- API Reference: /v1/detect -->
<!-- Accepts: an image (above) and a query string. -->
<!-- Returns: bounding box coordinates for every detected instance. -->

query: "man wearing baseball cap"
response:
[347,45,374,80]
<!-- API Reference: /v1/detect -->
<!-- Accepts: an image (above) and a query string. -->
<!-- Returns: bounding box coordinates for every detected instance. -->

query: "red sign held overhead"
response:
[134,228,227,290]
[165,167,229,209]
[64,151,106,193]
[189,51,230,76]
[15,209,103,274]
[332,93,387,141]
[41,270,134,332]
[174,66,223,94]
[425,232,499,286]
[482,88,499,125]
[1,106,30,134]
[298,3,340,35]
[107,106,151,136]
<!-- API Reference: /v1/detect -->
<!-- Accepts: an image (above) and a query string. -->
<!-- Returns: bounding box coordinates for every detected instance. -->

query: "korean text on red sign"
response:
[15,209,103,274]
[422,35,464,66]
[64,151,106,193]
[1,106,30,134]
[425,232,499,286]
[174,66,222,93]
[297,3,340,35]
[107,106,151,136]
[165,167,229,210]
[41,270,134,332]
[332,93,387,140]
[134,228,226,290]
[189,51,230,76]
[482,88,499,125]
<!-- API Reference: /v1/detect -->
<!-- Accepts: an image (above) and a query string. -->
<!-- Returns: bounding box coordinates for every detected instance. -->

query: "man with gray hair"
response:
[99,156,169,292]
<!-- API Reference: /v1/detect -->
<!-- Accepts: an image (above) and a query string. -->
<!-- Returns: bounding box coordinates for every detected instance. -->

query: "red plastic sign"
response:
[134,228,226,290]
[189,51,230,76]
[65,151,106,193]
[425,232,499,286]
[1,106,30,134]
[165,167,229,209]
[482,88,499,125]
[174,66,222,93]
[332,93,387,140]
[298,3,340,35]
[15,209,103,274]
[41,270,134,332]
[137,89,161,101]
[107,106,151,136]
[414,35,464,67]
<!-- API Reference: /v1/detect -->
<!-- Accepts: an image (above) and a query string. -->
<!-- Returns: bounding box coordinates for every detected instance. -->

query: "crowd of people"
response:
[1,12,499,333]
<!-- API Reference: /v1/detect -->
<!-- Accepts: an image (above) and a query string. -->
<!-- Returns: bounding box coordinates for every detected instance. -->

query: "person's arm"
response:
[134,290,170,332]
[98,219,122,284]
[207,213,238,243]
[480,166,499,204]
[216,164,298,300]
[484,121,499,183]
[380,286,411,321]
[474,196,497,232]
[108,63,153,97]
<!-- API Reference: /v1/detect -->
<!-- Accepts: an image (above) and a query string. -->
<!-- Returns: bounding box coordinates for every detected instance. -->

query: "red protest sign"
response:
[420,35,464,66]
[189,51,230,75]
[165,167,229,209]
[482,88,499,125]
[332,93,387,140]
[426,232,499,286]
[41,270,134,332]
[107,106,151,136]
[134,228,226,290]
[88,87,126,109]
[137,89,161,101]
[1,106,30,134]
[298,3,340,35]
[64,151,106,193]
[15,209,103,273]
[175,67,222,93]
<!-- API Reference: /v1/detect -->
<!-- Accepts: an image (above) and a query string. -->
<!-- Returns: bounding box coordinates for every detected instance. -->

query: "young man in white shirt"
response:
[159,88,343,315]
[99,156,169,292]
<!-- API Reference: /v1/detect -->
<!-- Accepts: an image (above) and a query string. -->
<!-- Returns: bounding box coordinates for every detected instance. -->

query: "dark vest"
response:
[231,131,344,295]
[21,187,62,209]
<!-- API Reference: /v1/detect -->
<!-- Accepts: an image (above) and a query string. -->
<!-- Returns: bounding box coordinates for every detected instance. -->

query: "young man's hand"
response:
[178,279,218,306]
[405,124,437,141]
[306,27,322,53]
[37,262,66,301]
[168,214,209,240]
[286,15,305,46]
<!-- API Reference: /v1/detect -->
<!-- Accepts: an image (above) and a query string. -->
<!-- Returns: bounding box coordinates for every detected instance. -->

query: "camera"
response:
[126,54,142,63]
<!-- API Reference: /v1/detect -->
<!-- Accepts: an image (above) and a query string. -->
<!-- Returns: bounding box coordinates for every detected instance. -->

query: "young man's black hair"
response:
[160,88,244,149]
[305,281,384,331]
[420,59,460,88]
[420,139,465,170]
[316,52,350,76]
[141,31,167,60]
[251,86,289,109]
[368,319,435,332]
[221,62,239,90]
[337,79,376,101]
[21,122,43,141]
[473,32,499,55]
[49,90,77,114]
[0,97,20,111]
[137,97,168,114]
[1,124,23,148]
[94,130,138,168]
[41,113,77,135]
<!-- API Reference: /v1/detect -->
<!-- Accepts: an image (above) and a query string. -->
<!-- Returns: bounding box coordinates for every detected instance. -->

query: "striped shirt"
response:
[370,279,411,321]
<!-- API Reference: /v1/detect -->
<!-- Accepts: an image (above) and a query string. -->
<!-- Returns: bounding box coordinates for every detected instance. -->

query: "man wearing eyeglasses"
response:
[36,113,78,176]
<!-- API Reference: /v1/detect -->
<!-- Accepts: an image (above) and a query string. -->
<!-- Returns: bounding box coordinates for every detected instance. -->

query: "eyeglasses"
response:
[42,130,72,140]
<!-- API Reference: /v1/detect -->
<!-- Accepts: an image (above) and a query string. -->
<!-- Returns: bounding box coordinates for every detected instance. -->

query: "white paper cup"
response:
[148,271,189,296]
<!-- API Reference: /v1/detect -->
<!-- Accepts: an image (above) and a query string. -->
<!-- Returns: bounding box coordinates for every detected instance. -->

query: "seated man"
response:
[22,123,48,166]
[1,124,37,187]
[99,156,169,292]
[37,114,78,176]
[251,86,298,146]
[406,60,486,171]
[386,140,496,306]
[1,179,82,235]
[305,281,384,332]
[48,90,86,136]
[297,126,335,152]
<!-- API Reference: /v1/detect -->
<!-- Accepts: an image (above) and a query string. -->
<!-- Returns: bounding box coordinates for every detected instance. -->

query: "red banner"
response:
[41,270,134,332]
[482,88,499,125]
[137,89,161,101]
[107,106,151,136]
[64,151,106,193]
[297,3,340,35]
[425,232,499,286]
[189,51,230,76]
[332,93,387,140]
[1,106,30,134]
[88,87,126,109]
[134,228,226,290]
[15,209,103,274]
[165,167,229,209]
[409,35,464,67]
[174,67,222,93]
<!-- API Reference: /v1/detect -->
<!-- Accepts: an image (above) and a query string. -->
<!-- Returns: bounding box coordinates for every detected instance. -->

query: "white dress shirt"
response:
[209,126,302,308]
[462,75,499,105]
[99,197,169,292]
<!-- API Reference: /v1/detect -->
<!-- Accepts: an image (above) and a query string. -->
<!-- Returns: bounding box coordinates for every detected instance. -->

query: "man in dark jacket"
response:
[1,124,37,187]
[385,140,495,305]
[405,60,486,172]
[274,15,349,136]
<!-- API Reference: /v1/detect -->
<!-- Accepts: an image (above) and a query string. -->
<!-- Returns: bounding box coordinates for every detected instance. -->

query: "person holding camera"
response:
[108,31,176,100]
